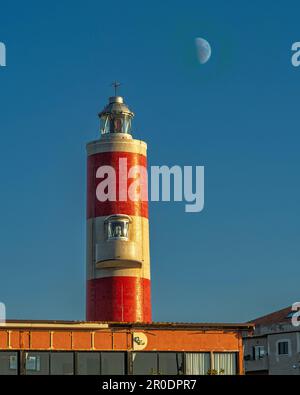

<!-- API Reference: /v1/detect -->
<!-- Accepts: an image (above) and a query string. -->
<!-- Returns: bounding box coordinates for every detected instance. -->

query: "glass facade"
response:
[0,351,239,375]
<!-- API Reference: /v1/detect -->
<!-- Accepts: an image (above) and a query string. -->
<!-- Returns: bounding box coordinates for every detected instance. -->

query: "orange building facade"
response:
[0,321,253,375]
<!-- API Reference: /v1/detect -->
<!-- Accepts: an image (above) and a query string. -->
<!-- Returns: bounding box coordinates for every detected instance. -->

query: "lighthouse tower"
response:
[86,89,151,322]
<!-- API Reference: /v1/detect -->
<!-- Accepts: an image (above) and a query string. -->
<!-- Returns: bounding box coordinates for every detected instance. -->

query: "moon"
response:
[195,37,211,64]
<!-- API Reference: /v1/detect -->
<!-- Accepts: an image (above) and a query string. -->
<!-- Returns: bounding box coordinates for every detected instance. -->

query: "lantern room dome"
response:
[99,96,134,117]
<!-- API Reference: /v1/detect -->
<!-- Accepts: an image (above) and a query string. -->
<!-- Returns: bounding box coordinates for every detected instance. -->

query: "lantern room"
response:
[99,96,134,137]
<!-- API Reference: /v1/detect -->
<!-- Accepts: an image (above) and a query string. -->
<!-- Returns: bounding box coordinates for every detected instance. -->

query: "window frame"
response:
[25,354,41,372]
[277,340,290,356]
[0,351,19,375]
[253,345,265,360]
[105,214,132,241]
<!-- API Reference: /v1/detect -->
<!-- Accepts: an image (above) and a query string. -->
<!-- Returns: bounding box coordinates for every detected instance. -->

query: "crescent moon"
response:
[195,37,211,64]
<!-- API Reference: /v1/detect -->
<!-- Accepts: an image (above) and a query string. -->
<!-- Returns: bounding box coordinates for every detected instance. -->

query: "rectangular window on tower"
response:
[105,215,131,241]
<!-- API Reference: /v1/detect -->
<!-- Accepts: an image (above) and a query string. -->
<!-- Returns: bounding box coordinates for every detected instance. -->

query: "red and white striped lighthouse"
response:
[86,91,151,322]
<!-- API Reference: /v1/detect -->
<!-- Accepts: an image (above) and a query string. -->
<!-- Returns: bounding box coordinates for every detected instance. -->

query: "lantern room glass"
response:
[101,114,132,135]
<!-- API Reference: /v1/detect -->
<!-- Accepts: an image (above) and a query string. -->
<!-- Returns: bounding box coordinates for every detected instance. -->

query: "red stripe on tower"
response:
[87,151,148,219]
[87,277,151,322]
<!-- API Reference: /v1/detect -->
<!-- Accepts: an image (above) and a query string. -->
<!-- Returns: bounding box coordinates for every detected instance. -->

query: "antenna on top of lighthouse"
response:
[111,81,121,96]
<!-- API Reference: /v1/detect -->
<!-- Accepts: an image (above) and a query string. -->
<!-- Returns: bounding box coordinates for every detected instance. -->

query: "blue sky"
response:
[0,0,299,322]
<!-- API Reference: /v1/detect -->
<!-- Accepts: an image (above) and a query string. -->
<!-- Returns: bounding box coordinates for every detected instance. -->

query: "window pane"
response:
[110,116,124,133]
[213,352,237,375]
[50,353,74,375]
[284,343,289,354]
[77,352,100,375]
[122,115,132,134]
[100,115,110,135]
[253,346,265,360]
[278,341,289,355]
[132,352,157,375]
[158,353,183,375]
[25,352,49,375]
[101,352,125,375]
[0,352,18,375]
[185,353,210,375]
[108,220,128,239]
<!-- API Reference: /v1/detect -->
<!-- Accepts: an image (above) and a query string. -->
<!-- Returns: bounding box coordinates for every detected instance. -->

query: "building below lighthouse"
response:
[86,94,151,322]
